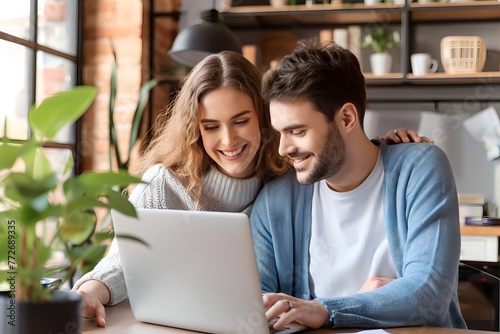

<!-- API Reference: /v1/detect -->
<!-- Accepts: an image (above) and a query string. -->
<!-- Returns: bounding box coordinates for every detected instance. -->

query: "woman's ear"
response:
[337,103,358,133]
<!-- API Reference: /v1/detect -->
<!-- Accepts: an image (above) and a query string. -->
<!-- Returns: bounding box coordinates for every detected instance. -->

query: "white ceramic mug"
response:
[411,53,438,76]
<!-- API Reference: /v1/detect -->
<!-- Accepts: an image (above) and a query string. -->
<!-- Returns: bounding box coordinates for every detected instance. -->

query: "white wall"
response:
[365,102,500,212]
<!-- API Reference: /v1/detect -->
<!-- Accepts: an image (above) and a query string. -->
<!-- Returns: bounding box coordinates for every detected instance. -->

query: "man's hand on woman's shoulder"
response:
[376,128,434,145]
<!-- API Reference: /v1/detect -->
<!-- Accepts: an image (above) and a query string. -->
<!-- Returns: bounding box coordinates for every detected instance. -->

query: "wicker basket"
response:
[440,36,486,74]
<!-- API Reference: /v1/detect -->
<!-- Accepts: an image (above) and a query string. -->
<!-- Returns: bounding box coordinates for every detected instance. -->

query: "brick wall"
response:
[81,0,181,173]
[81,0,144,172]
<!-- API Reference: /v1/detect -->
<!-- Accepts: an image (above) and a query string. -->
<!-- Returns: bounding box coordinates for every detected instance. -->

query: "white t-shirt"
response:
[309,153,396,298]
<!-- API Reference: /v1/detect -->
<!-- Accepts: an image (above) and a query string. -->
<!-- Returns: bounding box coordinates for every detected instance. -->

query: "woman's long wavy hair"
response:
[133,51,289,203]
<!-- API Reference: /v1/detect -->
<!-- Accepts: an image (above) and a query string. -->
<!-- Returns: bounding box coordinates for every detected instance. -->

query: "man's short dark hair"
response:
[262,38,366,127]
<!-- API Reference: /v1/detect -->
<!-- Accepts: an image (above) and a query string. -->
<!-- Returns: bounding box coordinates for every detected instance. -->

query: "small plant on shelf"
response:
[362,26,400,75]
[362,26,400,54]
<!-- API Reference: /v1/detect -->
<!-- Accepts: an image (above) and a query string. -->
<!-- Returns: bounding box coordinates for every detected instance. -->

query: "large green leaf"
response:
[59,210,97,245]
[1,140,40,175]
[105,191,137,217]
[63,177,85,200]
[65,196,110,214]
[28,86,97,140]
[64,171,142,201]
[77,170,143,188]
[22,146,54,181]
[1,205,63,228]
[64,193,135,219]
[78,245,108,275]
[67,243,107,275]
[4,173,58,204]
[0,142,21,169]
[94,230,115,243]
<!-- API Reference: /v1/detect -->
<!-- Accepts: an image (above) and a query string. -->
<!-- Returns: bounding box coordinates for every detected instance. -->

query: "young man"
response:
[250,38,467,330]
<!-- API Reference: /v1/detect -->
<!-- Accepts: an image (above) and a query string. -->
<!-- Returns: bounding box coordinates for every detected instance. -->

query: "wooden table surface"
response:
[82,299,491,334]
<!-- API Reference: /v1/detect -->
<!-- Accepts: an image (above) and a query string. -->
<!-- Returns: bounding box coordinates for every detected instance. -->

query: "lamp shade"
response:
[168,19,242,68]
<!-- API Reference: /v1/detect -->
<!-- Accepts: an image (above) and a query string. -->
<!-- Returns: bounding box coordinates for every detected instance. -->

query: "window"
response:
[0,0,80,171]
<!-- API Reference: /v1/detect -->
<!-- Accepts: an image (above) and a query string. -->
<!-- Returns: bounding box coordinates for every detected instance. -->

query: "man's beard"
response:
[297,122,346,185]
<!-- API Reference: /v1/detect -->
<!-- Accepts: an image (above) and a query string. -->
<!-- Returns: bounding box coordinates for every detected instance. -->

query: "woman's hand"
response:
[376,128,434,144]
[263,292,329,330]
[75,280,110,327]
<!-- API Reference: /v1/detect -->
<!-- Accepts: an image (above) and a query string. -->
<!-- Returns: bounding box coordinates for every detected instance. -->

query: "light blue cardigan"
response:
[250,140,467,329]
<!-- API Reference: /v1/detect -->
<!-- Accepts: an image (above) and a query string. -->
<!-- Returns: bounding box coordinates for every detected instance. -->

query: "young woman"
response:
[74,50,427,327]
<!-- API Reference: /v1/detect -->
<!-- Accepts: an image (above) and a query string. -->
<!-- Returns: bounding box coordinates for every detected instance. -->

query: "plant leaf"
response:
[109,50,121,168]
[65,196,110,214]
[116,233,150,247]
[105,191,137,217]
[59,210,97,245]
[23,146,54,181]
[0,142,21,169]
[94,230,115,243]
[4,172,58,203]
[62,152,74,177]
[0,215,9,264]
[28,86,97,140]
[128,79,158,159]
[77,170,143,188]
[67,243,108,276]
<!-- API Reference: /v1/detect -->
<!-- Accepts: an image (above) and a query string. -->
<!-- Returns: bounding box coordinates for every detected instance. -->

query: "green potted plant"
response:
[108,50,157,173]
[0,86,142,334]
[362,26,400,75]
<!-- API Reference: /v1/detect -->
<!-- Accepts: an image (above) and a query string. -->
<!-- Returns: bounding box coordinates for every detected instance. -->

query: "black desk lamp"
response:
[168,3,242,68]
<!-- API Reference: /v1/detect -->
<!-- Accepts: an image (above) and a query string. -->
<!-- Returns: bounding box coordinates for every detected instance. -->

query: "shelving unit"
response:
[220,2,500,27]
[461,225,500,237]
[220,3,403,26]
[220,1,500,94]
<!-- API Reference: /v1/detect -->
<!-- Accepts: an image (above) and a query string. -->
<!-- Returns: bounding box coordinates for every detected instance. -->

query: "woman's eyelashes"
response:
[233,119,249,126]
[203,125,218,132]
[202,119,250,132]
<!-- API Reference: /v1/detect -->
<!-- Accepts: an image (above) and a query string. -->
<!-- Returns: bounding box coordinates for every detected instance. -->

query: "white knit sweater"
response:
[72,164,261,305]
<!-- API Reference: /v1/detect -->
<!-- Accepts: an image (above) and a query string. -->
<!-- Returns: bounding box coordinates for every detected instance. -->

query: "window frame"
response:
[0,0,83,174]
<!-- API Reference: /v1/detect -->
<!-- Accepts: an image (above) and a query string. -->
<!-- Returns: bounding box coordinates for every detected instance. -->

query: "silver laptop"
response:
[111,208,307,334]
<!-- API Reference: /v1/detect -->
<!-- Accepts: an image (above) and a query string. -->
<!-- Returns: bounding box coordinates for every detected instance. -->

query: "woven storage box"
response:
[440,36,486,74]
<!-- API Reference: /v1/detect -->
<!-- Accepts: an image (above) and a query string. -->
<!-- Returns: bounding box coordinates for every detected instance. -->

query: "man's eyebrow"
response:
[200,110,251,123]
[279,124,306,132]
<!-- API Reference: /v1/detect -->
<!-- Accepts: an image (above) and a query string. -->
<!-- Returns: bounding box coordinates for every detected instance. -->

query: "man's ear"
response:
[337,103,358,133]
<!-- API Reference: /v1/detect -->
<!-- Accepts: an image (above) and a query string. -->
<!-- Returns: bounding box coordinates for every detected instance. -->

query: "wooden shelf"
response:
[461,225,500,236]
[410,1,500,22]
[220,4,402,27]
[406,71,500,85]
[221,1,500,92]
[363,72,500,85]
[364,72,404,85]
[152,71,500,87]
[220,1,500,28]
